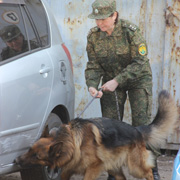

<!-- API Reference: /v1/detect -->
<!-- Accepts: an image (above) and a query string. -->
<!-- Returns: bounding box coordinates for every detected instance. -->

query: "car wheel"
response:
[20,113,63,180]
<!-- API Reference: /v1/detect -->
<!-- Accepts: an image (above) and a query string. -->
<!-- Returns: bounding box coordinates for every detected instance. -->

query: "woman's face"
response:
[95,12,117,34]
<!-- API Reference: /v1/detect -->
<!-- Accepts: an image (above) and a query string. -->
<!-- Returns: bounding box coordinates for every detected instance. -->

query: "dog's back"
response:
[77,118,143,147]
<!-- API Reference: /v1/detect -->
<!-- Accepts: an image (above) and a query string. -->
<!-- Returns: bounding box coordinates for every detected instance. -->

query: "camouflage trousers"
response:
[100,88,152,126]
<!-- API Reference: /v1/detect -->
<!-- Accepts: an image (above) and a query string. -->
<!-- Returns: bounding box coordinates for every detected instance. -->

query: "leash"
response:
[114,90,121,121]
[77,88,103,118]
[77,88,121,121]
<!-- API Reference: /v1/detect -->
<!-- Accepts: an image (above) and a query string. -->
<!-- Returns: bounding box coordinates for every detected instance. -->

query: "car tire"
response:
[20,113,63,180]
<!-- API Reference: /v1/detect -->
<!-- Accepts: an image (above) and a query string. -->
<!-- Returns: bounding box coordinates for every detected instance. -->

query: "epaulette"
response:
[87,26,99,38]
[121,19,137,32]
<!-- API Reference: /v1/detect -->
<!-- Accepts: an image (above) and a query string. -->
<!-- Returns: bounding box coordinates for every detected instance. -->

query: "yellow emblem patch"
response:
[138,43,147,56]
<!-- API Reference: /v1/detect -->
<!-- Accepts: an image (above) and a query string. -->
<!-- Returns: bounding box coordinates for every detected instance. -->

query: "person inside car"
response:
[0,24,38,61]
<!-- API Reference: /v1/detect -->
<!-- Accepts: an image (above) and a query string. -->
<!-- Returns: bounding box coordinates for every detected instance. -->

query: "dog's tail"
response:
[138,90,179,150]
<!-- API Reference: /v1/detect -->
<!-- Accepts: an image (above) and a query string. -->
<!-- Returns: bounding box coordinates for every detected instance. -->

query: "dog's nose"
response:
[14,157,20,165]
[14,157,24,168]
[14,158,18,164]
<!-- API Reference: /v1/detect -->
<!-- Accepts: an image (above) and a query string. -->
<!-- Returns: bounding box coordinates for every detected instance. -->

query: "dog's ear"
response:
[49,142,63,158]
[41,125,50,138]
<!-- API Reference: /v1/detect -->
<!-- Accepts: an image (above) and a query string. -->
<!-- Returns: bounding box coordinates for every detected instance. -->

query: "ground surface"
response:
[0,155,175,180]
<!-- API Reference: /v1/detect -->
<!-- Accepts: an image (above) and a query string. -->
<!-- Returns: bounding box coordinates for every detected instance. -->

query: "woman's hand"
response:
[102,79,118,92]
[89,87,103,98]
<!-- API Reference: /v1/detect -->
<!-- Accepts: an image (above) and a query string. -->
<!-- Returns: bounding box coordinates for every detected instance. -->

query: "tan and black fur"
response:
[15,90,179,180]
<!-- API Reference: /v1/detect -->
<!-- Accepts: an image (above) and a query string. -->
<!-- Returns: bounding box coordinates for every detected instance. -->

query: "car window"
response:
[0,0,49,62]
[21,6,40,50]
[25,0,49,47]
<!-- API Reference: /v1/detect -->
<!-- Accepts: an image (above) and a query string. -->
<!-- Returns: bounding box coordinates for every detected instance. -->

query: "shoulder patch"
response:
[87,27,99,38]
[138,43,147,56]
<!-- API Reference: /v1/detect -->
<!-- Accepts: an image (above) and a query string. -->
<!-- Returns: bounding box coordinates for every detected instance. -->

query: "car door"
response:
[0,0,53,166]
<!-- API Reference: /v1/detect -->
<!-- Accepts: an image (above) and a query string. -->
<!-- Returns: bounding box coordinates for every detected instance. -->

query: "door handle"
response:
[39,67,51,74]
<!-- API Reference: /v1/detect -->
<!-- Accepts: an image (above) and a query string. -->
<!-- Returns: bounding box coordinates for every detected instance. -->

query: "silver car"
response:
[0,0,75,179]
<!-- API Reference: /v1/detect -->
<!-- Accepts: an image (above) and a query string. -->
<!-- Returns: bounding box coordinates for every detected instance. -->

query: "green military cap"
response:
[0,25,21,42]
[88,0,116,19]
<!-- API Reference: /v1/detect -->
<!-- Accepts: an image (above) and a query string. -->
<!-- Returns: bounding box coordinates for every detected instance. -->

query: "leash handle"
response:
[77,88,103,118]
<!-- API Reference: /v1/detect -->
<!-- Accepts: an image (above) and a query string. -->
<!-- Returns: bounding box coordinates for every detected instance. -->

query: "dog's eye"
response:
[32,153,41,160]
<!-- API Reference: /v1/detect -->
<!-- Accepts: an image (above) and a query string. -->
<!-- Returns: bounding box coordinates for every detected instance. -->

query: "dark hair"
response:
[109,11,119,24]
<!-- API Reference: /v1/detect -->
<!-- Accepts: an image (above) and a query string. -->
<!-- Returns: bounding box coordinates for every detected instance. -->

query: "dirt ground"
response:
[0,154,175,180]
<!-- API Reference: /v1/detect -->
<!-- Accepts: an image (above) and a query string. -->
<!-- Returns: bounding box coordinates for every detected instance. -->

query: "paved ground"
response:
[0,154,175,180]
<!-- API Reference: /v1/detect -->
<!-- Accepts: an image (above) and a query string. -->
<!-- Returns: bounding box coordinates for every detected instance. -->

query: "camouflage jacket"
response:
[1,40,38,61]
[85,19,152,91]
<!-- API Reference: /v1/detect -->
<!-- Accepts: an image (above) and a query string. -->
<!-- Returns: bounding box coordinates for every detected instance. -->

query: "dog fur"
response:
[15,90,179,180]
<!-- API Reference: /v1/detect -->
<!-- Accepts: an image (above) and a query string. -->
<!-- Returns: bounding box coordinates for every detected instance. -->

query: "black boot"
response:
[152,160,160,180]
[107,174,115,180]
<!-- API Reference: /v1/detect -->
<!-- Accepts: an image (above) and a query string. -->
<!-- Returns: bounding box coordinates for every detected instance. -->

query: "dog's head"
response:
[15,125,56,168]
[15,124,74,169]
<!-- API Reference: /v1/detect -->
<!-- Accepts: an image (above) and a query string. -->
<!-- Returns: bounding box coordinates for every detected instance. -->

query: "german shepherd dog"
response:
[15,90,179,180]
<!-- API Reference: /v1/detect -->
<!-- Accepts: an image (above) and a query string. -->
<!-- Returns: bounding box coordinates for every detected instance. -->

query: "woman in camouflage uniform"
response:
[85,0,160,180]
